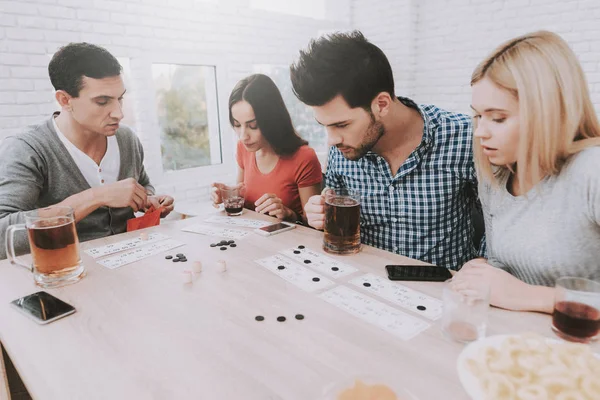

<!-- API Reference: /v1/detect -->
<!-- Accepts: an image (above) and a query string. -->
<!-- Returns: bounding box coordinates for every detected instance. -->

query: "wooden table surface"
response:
[0,209,589,400]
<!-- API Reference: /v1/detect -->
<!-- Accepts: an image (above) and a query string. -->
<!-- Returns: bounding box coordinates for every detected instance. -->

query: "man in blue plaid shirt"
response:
[290,31,480,269]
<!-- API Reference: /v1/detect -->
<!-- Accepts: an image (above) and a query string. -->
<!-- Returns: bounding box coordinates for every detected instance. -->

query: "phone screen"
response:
[260,222,291,233]
[386,265,452,282]
[11,291,76,322]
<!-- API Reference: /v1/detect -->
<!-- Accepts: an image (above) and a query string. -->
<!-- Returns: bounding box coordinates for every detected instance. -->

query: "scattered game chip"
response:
[165,255,173,260]
[220,247,227,251]
[363,282,371,287]
[227,240,235,245]
[304,260,311,264]
[180,258,187,262]
[331,267,339,271]
[295,314,304,320]
[210,243,218,247]
[277,316,286,322]
[297,245,305,249]
[293,250,301,254]
[255,315,264,321]
[312,277,320,282]
[218,241,228,246]
[173,258,180,263]
[230,243,237,248]
[277,265,285,270]
[417,305,426,311]
[176,253,184,257]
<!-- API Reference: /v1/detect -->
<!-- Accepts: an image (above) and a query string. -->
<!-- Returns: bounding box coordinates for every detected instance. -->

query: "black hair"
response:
[228,74,307,156]
[290,30,395,110]
[48,42,122,97]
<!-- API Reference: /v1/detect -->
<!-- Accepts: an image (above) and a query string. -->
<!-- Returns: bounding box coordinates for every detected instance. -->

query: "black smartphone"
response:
[386,264,452,282]
[10,291,76,325]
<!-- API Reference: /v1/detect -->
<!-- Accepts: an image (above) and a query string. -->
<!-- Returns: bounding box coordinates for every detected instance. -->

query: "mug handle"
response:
[5,224,32,272]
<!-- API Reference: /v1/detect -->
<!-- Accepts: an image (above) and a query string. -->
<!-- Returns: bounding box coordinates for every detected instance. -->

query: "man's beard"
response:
[338,115,385,161]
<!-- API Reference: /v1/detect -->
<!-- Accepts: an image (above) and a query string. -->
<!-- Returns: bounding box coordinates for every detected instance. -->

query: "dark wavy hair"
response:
[228,74,307,156]
[49,42,122,97]
[290,31,395,110]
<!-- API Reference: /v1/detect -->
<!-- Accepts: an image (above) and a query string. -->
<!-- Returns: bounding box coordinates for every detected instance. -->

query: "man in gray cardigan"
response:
[0,43,175,259]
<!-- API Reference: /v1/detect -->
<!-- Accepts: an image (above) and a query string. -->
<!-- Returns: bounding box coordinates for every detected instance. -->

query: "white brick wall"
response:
[412,0,600,115]
[0,0,350,205]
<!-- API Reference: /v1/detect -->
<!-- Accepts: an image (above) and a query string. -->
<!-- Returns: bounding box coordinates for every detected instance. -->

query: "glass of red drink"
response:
[552,277,600,343]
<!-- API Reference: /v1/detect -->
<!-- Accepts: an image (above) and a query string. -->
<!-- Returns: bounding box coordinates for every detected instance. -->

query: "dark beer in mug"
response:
[323,189,361,255]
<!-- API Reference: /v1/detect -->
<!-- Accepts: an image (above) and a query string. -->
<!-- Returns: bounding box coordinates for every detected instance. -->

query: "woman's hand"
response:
[210,183,225,208]
[454,259,554,313]
[254,193,295,221]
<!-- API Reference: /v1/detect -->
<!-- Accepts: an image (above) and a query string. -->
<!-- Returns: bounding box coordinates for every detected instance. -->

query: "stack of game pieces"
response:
[209,240,236,250]
[166,253,187,262]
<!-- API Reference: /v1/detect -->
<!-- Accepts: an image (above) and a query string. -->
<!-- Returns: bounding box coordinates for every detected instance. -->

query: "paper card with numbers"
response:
[319,286,431,341]
[254,254,335,293]
[84,233,171,259]
[181,223,251,239]
[349,273,443,321]
[204,215,271,229]
[279,246,358,278]
[97,239,185,269]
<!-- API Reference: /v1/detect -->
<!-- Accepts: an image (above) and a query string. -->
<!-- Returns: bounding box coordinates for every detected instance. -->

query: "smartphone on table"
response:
[386,264,452,282]
[10,291,76,324]
[254,221,296,237]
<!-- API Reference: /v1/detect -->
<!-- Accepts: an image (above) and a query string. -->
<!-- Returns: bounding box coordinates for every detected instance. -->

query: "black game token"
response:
[227,240,234,245]
[331,267,339,271]
[230,243,237,248]
[173,258,180,263]
[295,314,304,320]
[277,265,285,270]
[293,250,301,254]
[218,240,227,246]
[297,245,305,249]
[176,253,184,257]
[220,247,227,251]
[417,305,427,311]
[165,255,173,259]
[277,316,286,322]
[210,243,218,247]
[180,258,187,262]
[255,315,264,321]
[312,277,320,282]
[304,260,311,264]
[363,282,371,287]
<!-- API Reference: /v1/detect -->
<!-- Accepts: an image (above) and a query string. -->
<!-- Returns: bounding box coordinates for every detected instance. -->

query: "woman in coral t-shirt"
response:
[211,74,322,223]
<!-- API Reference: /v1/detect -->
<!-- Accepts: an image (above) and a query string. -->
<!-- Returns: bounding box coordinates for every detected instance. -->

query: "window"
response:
[253,65,328,154]
[152,64,221,172]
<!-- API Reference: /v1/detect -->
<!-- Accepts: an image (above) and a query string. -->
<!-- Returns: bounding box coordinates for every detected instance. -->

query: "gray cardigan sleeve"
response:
[0,137,46,259]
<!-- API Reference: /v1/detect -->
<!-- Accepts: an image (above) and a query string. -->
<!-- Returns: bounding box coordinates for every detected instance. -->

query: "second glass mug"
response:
[5,206,85,288]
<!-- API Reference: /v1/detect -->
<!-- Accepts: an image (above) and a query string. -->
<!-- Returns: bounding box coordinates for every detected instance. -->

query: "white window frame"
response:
[133,53,235,189]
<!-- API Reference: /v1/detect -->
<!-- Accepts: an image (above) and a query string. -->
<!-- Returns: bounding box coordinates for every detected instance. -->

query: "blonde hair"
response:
[471,30,600,192]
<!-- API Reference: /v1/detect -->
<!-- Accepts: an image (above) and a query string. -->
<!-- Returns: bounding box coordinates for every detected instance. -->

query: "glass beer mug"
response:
[323,188,361,255]
[5,206,85,288]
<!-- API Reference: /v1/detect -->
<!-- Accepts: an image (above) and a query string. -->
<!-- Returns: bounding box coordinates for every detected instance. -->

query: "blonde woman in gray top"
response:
[455,31,600,314]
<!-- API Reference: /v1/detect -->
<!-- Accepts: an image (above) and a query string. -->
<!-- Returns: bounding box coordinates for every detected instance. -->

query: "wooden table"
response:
[0,209,586,399]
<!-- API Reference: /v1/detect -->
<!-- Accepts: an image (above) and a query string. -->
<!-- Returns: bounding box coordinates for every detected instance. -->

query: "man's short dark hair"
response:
[48,42,122,97]
[290,30,395,109]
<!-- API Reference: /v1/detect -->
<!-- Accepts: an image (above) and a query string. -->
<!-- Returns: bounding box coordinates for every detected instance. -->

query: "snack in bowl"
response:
[465,333,600,400]
[336,379,398,400]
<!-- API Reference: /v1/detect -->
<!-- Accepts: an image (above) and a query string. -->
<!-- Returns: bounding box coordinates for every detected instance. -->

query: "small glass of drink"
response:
[552,277,600,343]
[220,184,246,216]
[5,206,85,288]
[441,278,489,343]
[323,188,361,255]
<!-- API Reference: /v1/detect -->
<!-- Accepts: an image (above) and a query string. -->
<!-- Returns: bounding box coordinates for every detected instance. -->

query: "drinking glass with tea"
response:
[323,188,361,255]
[220,184,246,216]
[5,206,85,288]
[552,277,600,343]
